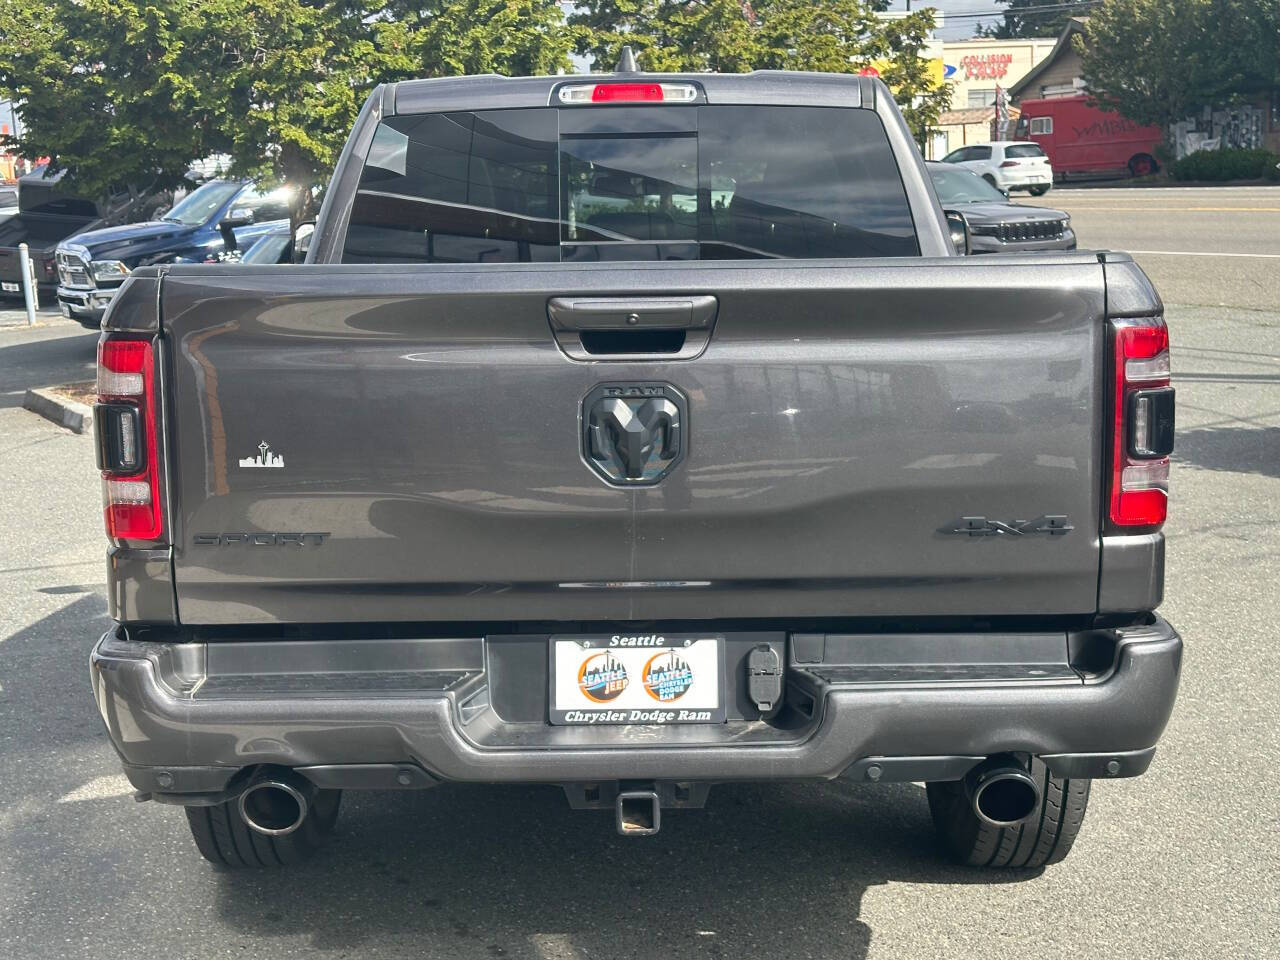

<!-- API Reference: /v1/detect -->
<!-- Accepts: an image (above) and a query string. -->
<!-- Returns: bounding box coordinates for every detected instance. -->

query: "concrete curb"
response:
[23,387,94,434]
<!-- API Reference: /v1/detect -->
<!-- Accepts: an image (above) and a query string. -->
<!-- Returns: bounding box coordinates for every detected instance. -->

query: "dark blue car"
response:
[55,179,292,327]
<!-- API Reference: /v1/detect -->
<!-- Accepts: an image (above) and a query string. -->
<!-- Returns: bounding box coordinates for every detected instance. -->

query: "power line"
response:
[930,1,1101,21]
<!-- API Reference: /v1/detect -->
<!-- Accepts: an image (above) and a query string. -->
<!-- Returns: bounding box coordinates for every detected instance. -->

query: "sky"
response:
[886,1,1010,41]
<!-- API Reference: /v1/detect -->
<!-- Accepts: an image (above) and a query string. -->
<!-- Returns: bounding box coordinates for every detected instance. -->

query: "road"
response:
[1050,185,1280,306]
[1,187,1278,959]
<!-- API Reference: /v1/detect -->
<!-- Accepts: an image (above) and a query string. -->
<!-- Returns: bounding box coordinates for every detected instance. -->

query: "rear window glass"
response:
[342,105,918,263]
[1005,144,1045,158]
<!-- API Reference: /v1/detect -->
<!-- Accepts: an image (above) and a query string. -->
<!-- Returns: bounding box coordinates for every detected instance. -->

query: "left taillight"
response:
[95,337,163,541]
[1109,317,1175,529]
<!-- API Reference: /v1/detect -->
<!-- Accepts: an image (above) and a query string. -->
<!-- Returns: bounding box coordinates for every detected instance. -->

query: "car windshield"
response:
[928,165,1007,205]
[161,181,241,225]
[1005,144,1045,159]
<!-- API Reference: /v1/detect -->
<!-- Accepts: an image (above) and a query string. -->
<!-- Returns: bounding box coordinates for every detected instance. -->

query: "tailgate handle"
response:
[547,296,718,361]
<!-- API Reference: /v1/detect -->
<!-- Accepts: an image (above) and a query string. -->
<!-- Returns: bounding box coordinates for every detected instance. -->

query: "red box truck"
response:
[1017,95,1164,180]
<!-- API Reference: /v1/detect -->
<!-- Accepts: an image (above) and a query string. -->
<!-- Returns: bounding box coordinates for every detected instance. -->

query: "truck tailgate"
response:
[162,258,1104,624]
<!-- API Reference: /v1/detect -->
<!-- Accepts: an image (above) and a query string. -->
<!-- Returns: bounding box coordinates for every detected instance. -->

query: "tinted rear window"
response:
[1005,144,1045,158]
[342,105,918,263]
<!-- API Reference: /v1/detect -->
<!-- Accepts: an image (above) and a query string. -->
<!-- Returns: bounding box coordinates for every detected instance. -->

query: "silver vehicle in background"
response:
[928,161,1076,254]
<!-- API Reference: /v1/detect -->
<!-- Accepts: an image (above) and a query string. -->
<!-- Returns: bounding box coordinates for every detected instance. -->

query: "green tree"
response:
[0,0,575,222]
[195,0,396,224]
[0,0,229,207]
[197,0,575,222]
[981,0,1093,40]
[1077,0,1280,131]
[400,0,577,78]
[571,0,951,143]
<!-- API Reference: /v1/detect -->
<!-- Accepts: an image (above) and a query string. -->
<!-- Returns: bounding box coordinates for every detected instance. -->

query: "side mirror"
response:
[943,210,971,256]
[217,208,256,252]
[222,207,255,228]
[291,221,315,264]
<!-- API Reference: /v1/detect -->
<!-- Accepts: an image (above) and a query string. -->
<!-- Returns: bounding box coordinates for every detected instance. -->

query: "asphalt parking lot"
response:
[1,186,1278,959]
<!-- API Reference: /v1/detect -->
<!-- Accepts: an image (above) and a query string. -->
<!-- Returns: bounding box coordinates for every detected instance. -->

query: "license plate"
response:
[1,282,18,292]
[549,634,725,725]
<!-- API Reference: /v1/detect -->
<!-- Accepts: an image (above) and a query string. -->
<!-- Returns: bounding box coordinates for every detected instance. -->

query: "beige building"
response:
[932,37,1057,157]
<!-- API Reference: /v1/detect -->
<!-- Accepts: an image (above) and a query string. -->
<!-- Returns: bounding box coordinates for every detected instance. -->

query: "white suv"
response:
[940,141,1054,196]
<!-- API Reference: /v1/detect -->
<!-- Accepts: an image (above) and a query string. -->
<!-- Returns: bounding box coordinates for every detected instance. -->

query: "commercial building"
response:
[933,37,1056,157]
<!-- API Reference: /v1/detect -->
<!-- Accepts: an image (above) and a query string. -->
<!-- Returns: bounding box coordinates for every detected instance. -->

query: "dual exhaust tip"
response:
[234,758,1041,838]
[966,757,1042,828]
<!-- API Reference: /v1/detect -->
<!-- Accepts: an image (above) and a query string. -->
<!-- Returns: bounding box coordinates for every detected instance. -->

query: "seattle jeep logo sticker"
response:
[577,651,628,703]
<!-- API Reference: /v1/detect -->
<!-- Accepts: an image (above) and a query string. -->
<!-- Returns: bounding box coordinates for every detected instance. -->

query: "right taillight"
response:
[95,336,163,542]
[1109,317,1175,528]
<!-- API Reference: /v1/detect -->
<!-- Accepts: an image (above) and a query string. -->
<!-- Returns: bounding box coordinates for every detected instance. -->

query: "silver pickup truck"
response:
[88,67,1180,872]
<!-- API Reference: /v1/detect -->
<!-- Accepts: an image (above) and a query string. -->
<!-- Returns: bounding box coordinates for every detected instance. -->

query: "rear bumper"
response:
[90,618,1182,798]
[996,170,1053,190]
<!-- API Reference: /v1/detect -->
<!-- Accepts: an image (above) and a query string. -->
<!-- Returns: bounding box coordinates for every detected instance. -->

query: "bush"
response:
[1170,148,1280,182]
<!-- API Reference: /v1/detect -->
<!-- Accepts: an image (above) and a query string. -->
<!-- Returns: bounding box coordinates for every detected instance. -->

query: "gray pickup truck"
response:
[88,67,1181,872]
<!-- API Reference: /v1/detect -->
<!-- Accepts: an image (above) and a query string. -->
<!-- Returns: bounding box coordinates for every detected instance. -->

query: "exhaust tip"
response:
[239,780,309,836]
[971,769,1041,827]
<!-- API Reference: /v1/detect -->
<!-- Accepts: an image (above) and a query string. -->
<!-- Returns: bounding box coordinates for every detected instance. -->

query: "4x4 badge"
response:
[944,515,1074,537]
[582,383,687,486]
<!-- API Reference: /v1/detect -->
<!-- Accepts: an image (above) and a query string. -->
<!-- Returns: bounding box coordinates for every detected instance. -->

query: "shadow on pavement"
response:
[209,778,1038,959]
[0,328,98,408]
[1175,426,1280,478]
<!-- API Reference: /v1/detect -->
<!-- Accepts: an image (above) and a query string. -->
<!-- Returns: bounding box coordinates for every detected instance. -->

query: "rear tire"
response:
[1029,184,1051,196]
[1129,153,1158,178]
[926,759,1090,868]
[183,789,341,868]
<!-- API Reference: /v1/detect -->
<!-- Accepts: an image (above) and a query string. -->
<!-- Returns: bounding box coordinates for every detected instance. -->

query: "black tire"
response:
[183,789,341,868]
[1029,184,1051,196]
[1129,153,1158,178]
[926,759,1090,869]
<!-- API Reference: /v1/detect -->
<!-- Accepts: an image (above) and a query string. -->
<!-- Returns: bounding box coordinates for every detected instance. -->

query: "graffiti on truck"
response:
[1072,117,1143,140]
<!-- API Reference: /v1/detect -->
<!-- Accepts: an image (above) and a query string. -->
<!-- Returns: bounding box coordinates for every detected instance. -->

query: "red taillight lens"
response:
[1109,317,1173,528]
[999,160,1020,168]
[557,82,697,105]
[592,82,663,102]
[96,337,162,541]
